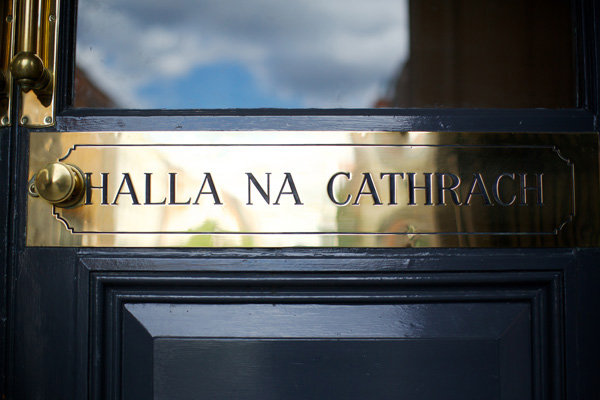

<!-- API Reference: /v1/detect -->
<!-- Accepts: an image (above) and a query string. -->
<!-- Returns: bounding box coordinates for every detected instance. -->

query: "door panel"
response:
[151,339,503,400]
[123,303,531,400]
[77,253,567,400]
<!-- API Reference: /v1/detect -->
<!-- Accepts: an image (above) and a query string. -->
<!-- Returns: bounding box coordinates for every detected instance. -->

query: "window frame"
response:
[56,0,599,134]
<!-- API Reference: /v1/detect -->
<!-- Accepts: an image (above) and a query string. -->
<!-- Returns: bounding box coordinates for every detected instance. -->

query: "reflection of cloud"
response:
[76,0,408,108]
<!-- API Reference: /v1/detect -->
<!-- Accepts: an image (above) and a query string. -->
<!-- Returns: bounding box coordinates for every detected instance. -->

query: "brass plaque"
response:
[27,131,599,247]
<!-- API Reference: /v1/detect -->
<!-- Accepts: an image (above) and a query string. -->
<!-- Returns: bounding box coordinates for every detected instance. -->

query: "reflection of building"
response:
[74,67,117,108]
[377,0,574,108]
[335,132,439,247]
[371,0,575,247]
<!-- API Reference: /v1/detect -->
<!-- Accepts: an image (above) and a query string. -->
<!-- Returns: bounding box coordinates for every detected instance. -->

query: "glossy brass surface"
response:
[0,0,14,126]
[27,131,600,247]
[11,51,52,92]
[11,0,58,127]
[31,162,86,208]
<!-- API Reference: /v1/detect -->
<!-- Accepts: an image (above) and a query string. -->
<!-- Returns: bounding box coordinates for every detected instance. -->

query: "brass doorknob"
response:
[30,162,85,208]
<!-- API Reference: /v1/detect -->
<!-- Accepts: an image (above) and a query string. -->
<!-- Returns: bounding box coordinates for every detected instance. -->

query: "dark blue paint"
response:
[3,0,600,399]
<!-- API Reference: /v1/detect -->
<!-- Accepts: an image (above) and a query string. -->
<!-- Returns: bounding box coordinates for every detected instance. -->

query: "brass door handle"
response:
[11,51,51,96]
[1,0,14,126]
[9,0,58,126]
[29,162,86,208]
[10,0,52,96]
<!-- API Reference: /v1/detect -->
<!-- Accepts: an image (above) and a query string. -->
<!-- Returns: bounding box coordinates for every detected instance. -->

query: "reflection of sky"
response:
[146,131,355,246]
[137,61,303,108]
[76,0,409,109]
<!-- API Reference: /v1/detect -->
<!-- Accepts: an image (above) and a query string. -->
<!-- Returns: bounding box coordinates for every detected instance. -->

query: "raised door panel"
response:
[79,255,565,400]
[123,303,531,400]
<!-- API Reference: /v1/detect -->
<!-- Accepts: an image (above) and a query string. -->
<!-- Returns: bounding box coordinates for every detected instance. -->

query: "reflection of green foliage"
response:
[186,219,254,247]
[335,185,360,246]
[186,220,217,247]
[336,205,361,246]
[336,206,356,231]
[406,225,428,247]
[335,182,364,246]
[338,234,362,247]
[241,236,254,247]
[413,238,428,247]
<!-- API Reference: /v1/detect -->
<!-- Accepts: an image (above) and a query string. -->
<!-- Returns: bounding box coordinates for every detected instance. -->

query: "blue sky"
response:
[76,0,408,109]
[137,61,304,108]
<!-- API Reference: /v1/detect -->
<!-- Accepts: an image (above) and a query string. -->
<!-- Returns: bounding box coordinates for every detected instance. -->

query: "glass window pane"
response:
[75,0,575,109]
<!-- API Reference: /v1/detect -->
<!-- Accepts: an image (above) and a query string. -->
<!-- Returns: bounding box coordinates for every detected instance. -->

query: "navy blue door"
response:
[2,0,600,399]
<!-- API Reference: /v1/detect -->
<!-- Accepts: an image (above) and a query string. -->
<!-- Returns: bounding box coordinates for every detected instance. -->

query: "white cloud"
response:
[76,0,409,108]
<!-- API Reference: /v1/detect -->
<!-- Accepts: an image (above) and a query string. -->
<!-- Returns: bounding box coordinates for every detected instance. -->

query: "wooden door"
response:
[2,0,600,399]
